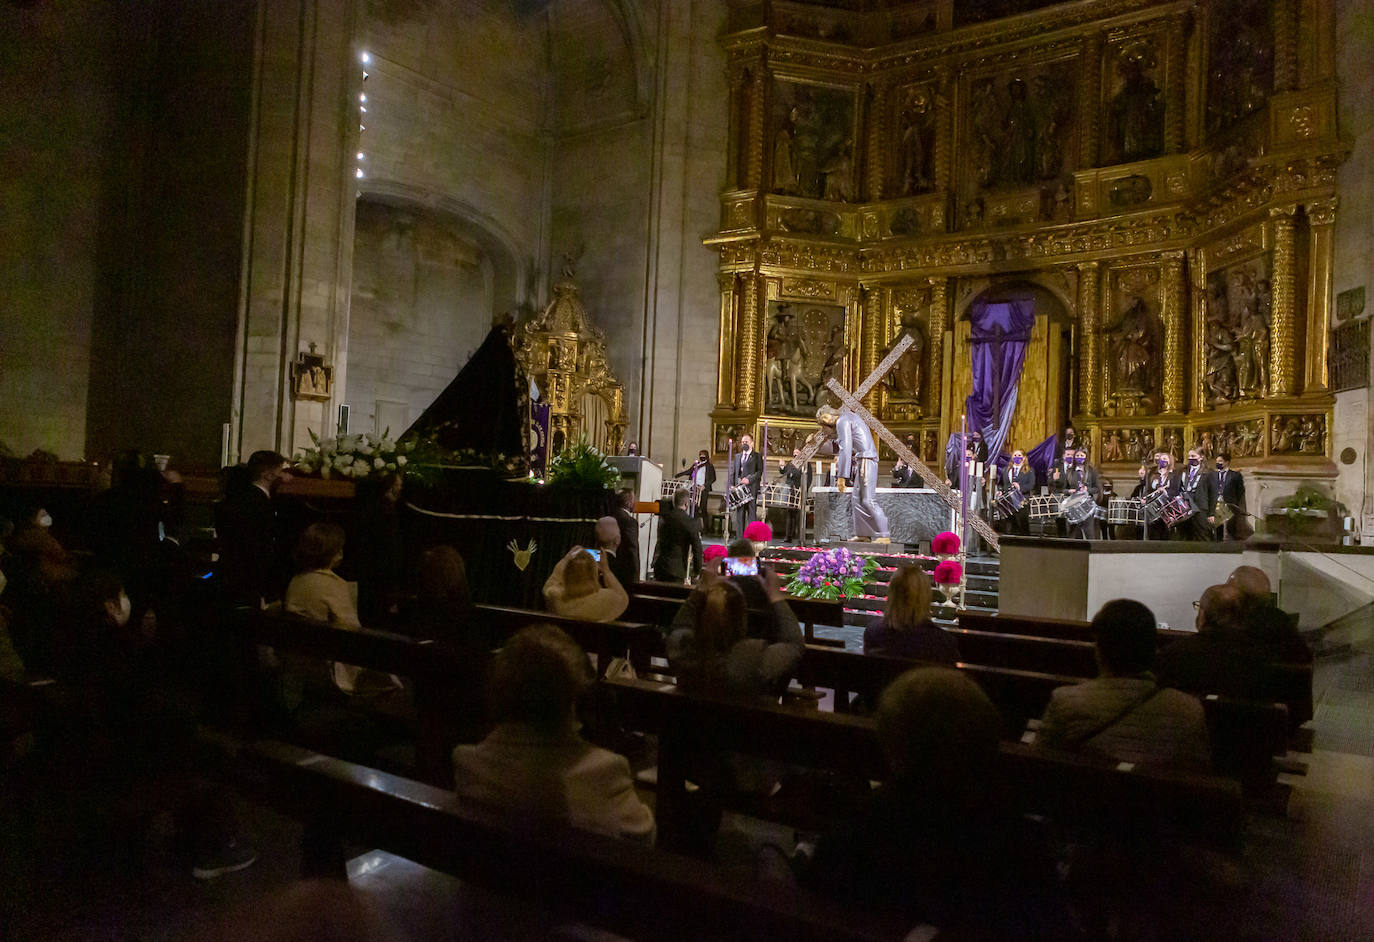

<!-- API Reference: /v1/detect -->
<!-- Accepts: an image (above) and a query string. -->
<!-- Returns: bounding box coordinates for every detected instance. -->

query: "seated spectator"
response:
[4,506,77,675]
[1156,584,1276,703]
[595,514,637,591]
[800,667,1064,935]
[453,624,654,843]
[1037,599,1209,770]
[863,565,958,664]
[666,566,802,698]
[9,504,76,588]
[1228,564,1311,664]
[542,545,628,622]
[284,522,398,696]
[404,545,477,649]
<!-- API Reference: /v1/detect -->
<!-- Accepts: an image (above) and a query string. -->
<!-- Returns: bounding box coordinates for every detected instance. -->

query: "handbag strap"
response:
[1069,685,1163,747]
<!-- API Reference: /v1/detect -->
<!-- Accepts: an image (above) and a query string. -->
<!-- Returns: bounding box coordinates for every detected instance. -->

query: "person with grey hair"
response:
[1156,583,1276,702]
[816,404,890,543]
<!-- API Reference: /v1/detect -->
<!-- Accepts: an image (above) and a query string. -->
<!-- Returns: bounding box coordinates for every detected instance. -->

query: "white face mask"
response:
[113,592,132,627]
[38,513,53,528]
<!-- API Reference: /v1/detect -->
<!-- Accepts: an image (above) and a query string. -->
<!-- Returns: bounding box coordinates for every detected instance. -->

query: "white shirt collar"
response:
[254,481,273,498]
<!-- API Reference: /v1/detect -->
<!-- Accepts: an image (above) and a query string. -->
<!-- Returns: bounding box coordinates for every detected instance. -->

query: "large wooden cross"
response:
[787,330,1000,551]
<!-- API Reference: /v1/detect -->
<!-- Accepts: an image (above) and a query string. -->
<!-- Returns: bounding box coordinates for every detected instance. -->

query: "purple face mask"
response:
[1075,456,1086,465]
[1158,458,1169,469]
[1012,456,1023,466]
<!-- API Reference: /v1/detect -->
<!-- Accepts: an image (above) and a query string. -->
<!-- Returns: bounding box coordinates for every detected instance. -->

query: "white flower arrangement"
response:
[294,430,416,480]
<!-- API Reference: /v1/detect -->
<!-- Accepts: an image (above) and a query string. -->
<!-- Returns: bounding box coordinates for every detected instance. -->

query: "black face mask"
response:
[1216,461,1225,471]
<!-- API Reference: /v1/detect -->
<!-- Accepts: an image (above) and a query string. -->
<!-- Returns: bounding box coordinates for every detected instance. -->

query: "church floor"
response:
[4,644,1371,940]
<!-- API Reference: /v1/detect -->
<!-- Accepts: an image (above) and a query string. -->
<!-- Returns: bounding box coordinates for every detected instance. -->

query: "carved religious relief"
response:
[771,79,858,202]
[1203,254,1273,405]
[1102,266,1163,414]
[1193,421,1264,461]
[1206,0,1274,134]
[713,423,747,454]
[961,61,1077,229]
[763,301,847,417]
[1105,39,1165,164]
[881,288,929,411]
[893,82,938,197]
[1109,427,1157,463]
[1270,414,1326,456]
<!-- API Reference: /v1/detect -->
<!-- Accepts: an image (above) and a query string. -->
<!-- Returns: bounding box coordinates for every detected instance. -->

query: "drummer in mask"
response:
[1147,453,1182,540]
[1059,448,1101,540]
[1049,448,1078,536]
[997,449,1036,536]
[1179,448,1219,542]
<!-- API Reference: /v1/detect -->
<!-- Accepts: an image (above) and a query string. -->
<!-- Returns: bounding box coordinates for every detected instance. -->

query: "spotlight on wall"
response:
[357,152,364,160]
[359,93,366,103]
[360,51,370,64]
[356,168,365,179]
[360,106,367,113]
[362,70,369,81]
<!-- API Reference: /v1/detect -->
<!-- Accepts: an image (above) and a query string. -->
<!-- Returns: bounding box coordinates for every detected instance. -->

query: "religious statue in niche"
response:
[764,301,847,417]
[1102,429,1125,462]
[1104,296,1161,399]
[1003,78,1035,186]
[969,78,1000,189]
[291,343,333,401]
[1203,256,1272,405]
[772,81,856,201]
[897,85,936,196]
[880,307,927,406]
[1206,0,1274,133]
[1107,41,1165,164]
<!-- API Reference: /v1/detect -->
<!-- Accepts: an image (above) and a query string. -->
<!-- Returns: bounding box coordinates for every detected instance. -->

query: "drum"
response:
[1027,495,1059,522]
[725,482,755,511]
[993,488,1024,521]
[1143,489,1192,527]
[762,481,802,510]
[1060,492,1097,525]
[1107,498,1146,525]
[660,480,687,500]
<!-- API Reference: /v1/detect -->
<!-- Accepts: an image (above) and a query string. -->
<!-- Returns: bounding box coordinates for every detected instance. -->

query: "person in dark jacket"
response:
[652,489,703,584]
[613,490,640,585]
[1157,583,1276,703]
[215,451,290,607]
[354,471,405,626]
[864,565,958,664]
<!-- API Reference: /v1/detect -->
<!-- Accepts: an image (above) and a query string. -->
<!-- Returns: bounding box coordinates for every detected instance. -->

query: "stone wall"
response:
[1332,0,1374,526]
[346,200,494,437]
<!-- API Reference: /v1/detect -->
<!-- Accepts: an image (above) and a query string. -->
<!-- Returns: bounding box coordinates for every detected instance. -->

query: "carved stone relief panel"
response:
[1105,426,1157,463]
[763,300,847,417]
[1102,265,1163,413]
[1202,253,1272,405]
[713,423,747,454]
[771,78,859,202]
[1269,414,1326,456]
[1193,420,1264,460]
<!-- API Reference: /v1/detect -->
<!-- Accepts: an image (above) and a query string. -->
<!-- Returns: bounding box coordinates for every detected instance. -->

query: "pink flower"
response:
[743,521,773,542]
[931,531,961,555]
[703,544,728,564]
[932,561,963,585]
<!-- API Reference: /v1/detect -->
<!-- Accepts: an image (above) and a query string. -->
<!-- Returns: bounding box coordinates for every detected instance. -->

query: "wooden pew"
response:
[473,603,661,676]
[242,739,910,942]
[601,676,1246,850]
[624,592,844,646]
[943,627,1098,678]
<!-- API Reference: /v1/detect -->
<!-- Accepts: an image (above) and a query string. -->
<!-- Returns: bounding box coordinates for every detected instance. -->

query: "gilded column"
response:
[933,74,953,194]
[1273,0,1298,91]
[1078,262,1101,415]
[745,64,767,190]
[726,68,745,188]
[716,272,737,407]
[867,83,888,201]
[1189,248,1209,410]
[1163,21,1186,153]
[1269,206,1299,397]
[1161,251,1186,413]
[736,271,761,411]
[1305,197,1338,392]
[1079,33,1103,168]
[860,283,883,412]
[926,277,948,418]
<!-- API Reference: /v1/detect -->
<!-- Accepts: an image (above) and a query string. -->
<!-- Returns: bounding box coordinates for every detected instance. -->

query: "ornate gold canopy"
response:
[513,257,627,455]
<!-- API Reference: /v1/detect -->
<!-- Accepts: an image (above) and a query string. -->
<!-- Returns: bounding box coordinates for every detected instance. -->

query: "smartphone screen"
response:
[586,548,601,562]
[724,556,759,577]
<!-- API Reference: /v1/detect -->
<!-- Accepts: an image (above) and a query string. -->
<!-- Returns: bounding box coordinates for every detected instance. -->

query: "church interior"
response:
[3,0,1374,938]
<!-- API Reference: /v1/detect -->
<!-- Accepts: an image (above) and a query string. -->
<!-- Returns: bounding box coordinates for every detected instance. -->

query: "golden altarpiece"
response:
[514,259,629,456]
[707,0,1346,492]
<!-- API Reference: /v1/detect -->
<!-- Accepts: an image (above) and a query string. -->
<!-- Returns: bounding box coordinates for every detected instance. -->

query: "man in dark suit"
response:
[1179,448,1218,542]
[614,489,640,584]
[652,489,703,584]
[1215,451,1247,540]
[728,433,763,539]
[215,450,290,607]
[675,449,716,522]
[997,449,1037,536]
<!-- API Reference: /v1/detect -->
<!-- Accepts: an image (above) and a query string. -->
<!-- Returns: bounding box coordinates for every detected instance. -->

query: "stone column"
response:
[860,283,883,412]
[1078,262,1101,415]
[1163,21,1187,153]
[867,82,888,201]
[933,74,953,194]
[1161,252,1186,412]
[736,271,761,411]
[745,64,767,190]
[1269,205,1299,397]
[926,277,948,417]
[1078,33,1103,168]
[717,273,737,407]
[1305,197,1338,393]
[726,68,745,188]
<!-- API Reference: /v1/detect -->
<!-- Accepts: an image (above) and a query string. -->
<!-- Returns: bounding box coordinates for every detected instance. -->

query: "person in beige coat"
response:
[454,624,654,843]
[542,545,628,622]
[1037,598,1209,771]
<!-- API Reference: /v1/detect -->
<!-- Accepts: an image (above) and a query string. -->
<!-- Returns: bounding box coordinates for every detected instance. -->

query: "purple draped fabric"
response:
[992,432,1058,480]
[963,299,1035,466]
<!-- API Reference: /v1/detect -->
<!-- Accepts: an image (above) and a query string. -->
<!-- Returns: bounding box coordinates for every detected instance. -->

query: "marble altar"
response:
[812,486,954,546]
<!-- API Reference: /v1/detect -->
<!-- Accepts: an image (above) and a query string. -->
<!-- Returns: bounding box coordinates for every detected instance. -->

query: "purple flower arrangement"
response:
[784,547,878,600]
